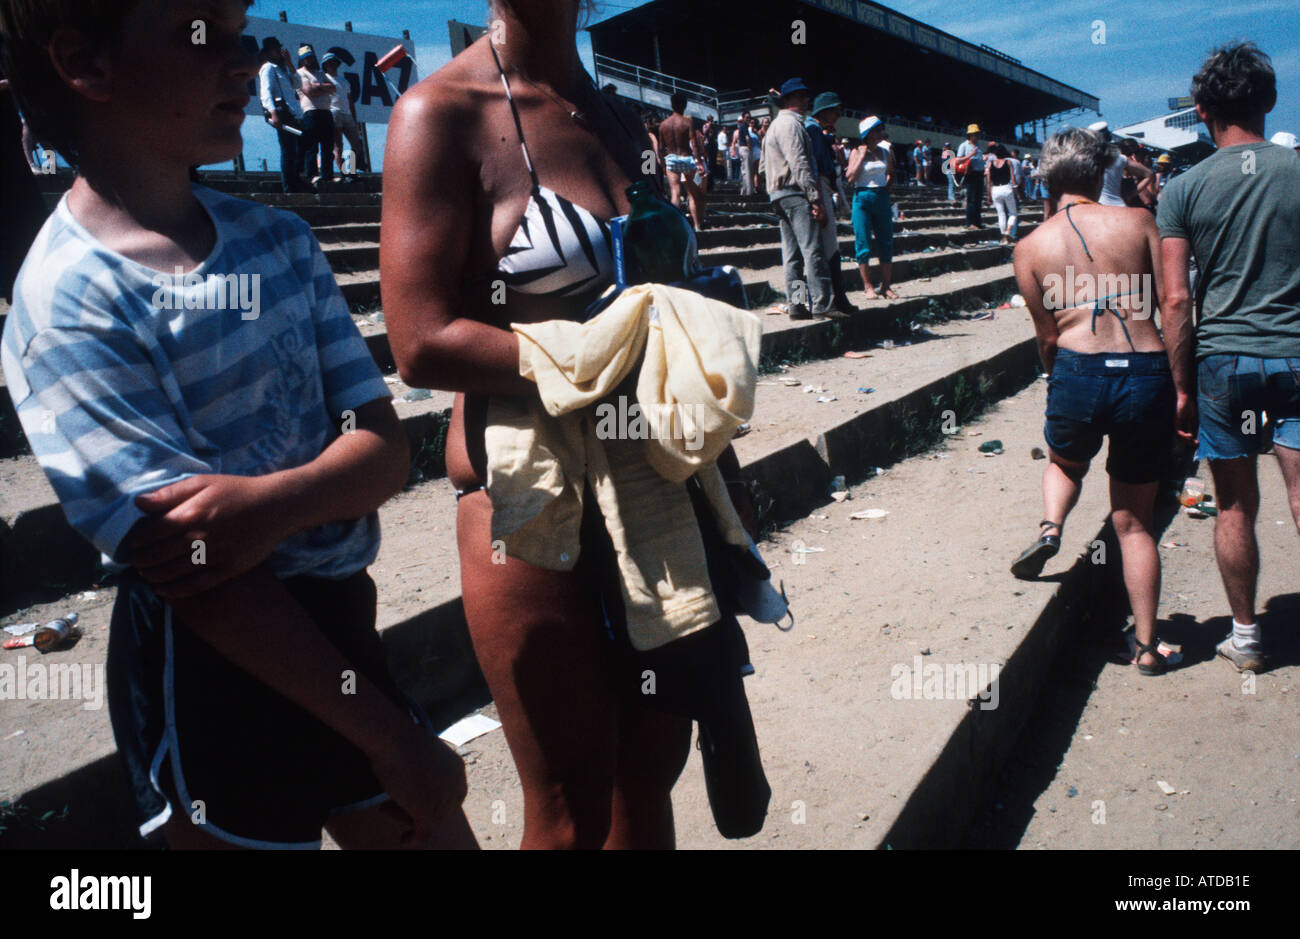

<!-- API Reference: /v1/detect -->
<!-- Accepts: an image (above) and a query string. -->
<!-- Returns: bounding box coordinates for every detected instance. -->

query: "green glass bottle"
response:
[614,181,701,287]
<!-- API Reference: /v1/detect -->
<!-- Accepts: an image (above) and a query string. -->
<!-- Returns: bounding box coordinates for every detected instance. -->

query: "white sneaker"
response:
[1216,636,1265,673]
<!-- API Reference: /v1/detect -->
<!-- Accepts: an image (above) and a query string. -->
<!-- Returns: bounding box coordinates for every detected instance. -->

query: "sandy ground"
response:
[965,456,1300,849]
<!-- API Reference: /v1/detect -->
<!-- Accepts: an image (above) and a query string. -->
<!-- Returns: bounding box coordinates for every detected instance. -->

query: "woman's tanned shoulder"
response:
[393,41,498,132]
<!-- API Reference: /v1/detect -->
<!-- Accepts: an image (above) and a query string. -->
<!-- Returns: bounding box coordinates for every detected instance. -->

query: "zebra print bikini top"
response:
[489,44,637,299]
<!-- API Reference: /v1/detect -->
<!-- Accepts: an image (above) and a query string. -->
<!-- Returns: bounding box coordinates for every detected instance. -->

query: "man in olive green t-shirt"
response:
[1159,42,1300,675]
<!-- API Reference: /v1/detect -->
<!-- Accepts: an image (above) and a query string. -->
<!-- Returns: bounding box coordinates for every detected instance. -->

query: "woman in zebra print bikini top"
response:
[379,0,703,849]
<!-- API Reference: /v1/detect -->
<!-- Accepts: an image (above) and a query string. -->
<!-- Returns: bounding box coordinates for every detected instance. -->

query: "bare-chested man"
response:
[659,91,706,229]
[1011,127,1175,676]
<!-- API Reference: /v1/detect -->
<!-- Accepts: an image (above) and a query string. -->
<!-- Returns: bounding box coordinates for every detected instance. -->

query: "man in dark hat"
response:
[760,79,838,319]
[810,92,856,316]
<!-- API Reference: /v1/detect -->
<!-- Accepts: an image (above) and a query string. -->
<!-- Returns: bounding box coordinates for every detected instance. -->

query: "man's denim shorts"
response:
[1197,354,1300,461]
[1045,350,1175,484]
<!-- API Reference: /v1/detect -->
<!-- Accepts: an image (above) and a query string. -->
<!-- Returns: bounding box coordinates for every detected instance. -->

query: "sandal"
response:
[1010,520,1061,580]
[1133,638,1168,676]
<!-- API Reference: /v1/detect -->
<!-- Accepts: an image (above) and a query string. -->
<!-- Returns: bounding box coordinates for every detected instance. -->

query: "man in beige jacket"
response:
[760,78,835,319]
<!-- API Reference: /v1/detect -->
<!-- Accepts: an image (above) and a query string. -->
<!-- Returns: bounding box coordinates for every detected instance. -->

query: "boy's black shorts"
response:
[107,568,420,849]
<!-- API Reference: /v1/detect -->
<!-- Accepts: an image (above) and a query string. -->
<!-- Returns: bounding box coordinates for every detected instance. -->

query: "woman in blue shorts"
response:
[1009,128,1177,675]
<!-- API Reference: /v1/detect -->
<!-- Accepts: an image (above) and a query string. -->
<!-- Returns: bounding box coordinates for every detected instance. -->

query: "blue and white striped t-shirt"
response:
[2,185,391,579]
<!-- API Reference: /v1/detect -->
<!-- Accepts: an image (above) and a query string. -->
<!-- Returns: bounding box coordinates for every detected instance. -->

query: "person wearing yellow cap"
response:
[295,44,336,186]
[955,123,985,229]
[1154,153,1173,192]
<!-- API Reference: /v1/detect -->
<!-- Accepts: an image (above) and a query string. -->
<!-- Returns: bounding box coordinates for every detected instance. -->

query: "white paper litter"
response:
[850,509,890,520]
[1156,780,1177,795]
[3,623,39,637]
[438,713,502,748]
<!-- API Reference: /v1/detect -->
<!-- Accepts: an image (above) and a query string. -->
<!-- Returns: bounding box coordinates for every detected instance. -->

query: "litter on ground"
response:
[850,509,890,520]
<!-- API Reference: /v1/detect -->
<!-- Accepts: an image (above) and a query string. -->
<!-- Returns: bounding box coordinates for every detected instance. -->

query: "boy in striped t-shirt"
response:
[0,0,473,849]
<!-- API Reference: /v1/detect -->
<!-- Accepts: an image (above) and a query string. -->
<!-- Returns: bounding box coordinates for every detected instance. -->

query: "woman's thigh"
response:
[456,492,621,811]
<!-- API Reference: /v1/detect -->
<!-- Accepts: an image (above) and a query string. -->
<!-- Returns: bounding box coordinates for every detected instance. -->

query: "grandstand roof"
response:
[588,0,1099,137]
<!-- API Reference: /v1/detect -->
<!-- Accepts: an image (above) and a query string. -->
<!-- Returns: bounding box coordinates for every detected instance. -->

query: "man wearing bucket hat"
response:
[955,123,986,229]
[760,78,837,319]
[295,43,336,185]
[809,92,857,316]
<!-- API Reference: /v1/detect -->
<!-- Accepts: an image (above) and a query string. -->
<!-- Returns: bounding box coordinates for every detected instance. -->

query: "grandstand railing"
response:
[593,54,719,118]
[719,92,776,123]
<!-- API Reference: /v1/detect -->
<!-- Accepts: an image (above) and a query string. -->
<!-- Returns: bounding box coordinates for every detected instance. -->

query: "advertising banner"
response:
[242,16,418,124]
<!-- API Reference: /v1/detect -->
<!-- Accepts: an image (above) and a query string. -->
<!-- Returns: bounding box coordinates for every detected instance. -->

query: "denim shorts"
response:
[664,154,696,176]
[1197,354,1300,460]
[1045,350,1175,484]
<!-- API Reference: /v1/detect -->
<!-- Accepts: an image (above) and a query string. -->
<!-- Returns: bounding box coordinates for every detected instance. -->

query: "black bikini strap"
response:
[488,41,542,192]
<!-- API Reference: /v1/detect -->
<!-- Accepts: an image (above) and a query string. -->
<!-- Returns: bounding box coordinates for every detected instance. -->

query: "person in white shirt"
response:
[321,53,366,174]
[257,37,305,193]
[1087,122,1153,208]
[295,44,336,185]
[956,124,986,229]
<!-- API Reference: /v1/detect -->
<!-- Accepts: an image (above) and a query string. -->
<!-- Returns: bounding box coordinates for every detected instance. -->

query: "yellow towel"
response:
[485,284,761,651]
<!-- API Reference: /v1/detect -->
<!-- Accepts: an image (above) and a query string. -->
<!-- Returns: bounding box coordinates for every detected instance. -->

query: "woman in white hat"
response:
[845,116,899,299]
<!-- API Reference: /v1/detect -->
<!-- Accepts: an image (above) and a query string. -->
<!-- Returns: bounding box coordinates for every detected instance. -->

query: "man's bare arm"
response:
[1159,237,1195,393]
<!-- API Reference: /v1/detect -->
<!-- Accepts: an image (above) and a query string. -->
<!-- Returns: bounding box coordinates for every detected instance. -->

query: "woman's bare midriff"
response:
[444,286,612,495]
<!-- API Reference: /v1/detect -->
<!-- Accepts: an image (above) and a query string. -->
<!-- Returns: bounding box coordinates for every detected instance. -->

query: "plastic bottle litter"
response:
[401,388,433,403]
[1179,478,1206,508]
[830,476,848,493]
[978,440,1005,455]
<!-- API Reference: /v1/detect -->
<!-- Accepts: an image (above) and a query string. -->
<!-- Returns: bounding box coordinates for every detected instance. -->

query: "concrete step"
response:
[0,302,1049,847]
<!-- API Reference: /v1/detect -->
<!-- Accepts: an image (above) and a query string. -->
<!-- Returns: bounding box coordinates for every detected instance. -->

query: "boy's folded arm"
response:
[125,397,408,597]
[167,565,417,761]
[265,395,409,538]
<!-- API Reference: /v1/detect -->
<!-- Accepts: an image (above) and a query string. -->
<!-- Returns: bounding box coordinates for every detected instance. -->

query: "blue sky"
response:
[233,0,1300,171]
